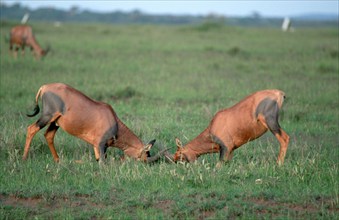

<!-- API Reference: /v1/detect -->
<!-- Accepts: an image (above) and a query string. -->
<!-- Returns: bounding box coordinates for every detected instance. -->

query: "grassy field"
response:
[0,21,338,219]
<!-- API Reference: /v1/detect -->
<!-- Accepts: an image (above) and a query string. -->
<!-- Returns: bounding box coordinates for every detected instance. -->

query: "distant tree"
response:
[69,6,79,16]
[251,11,262,19]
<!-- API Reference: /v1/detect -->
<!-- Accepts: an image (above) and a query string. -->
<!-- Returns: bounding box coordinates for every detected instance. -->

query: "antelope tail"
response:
[26,86,43,117]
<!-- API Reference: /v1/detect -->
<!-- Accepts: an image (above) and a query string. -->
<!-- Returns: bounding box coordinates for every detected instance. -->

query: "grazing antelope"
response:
[172,90,289,166]
[9,25,50,59]
[23,83,161,163]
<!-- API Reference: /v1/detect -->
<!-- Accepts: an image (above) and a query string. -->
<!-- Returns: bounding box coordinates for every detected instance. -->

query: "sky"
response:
[2,0,338,17]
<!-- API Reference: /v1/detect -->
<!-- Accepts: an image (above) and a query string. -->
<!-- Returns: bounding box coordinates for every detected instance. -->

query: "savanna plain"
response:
[0,21,338,219]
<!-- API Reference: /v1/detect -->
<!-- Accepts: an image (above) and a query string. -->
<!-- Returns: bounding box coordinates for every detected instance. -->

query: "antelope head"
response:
[139,139,157,163]
[42,45,51,57]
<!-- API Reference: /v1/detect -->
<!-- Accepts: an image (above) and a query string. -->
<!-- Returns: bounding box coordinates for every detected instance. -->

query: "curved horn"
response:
[175,138,183,148]
[146,153,162,163]
[163,150,175,164]
[143,139,156,155]
[146,147,174,164]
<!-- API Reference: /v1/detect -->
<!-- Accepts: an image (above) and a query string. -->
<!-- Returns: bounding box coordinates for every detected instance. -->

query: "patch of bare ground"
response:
[0,193,42,209]
[153,199,174,216]
[248,196,338,216]
[0,193,106,213]
[198,210,215,220]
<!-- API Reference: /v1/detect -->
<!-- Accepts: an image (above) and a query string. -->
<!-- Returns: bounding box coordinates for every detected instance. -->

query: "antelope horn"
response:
[146,146,174,164]
[175,137,183,148]
[163,146,176,163]
[163,148,175,164]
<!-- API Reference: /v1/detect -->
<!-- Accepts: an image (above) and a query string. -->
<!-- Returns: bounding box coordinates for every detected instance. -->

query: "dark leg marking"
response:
[104,146,108,159]
[37,114,53,129]
[99,123,119,160]
[99,143,107,161]
[41,92,65,115]
[36,92,65,128]
[146,139,156,158]
[211,135,228,161]
[256,98,281,135]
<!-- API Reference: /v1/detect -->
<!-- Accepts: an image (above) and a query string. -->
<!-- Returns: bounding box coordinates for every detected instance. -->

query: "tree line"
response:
[1,3,337,27]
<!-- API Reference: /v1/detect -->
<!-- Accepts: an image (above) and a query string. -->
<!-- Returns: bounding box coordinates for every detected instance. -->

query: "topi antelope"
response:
[23,83,162,163]
[172,90,289,166]
[9,25,50,59]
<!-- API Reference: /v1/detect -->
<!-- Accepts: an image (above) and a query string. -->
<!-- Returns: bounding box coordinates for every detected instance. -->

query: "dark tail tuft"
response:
[27,105,40,117]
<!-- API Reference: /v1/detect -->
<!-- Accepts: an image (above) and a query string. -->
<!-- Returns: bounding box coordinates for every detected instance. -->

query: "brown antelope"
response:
[172,90,290,166]
[23,83,161,163]
[9,25,50,59]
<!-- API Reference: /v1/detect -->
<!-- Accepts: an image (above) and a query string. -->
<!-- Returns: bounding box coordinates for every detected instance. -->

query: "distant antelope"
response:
[23,83,162,163]
[9,25,50,59]
[172,90,289,166]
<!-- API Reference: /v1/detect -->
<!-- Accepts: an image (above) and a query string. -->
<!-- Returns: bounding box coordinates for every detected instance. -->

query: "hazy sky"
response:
[3,0,338,17]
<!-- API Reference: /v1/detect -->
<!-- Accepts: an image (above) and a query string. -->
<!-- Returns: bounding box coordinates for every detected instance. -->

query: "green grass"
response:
[0,22,338,219]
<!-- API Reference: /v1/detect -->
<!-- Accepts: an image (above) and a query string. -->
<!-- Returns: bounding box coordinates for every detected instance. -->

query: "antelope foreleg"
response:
[13,47,19,59]
[94,145,100,162]
[93,144,107,162]
[21,45,25,56]
[212,135,233,167]
[99,143,108,161]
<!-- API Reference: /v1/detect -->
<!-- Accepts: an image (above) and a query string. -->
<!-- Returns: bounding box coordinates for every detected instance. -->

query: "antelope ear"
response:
[175,138,183,148]
[144,139,156,152]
